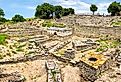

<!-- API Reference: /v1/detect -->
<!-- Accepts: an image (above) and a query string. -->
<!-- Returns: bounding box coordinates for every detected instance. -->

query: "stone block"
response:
[78,52,112,81]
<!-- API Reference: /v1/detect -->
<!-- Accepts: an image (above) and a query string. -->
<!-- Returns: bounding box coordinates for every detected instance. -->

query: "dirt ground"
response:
[0,60,86,82]
[61,66,86,82]
[0,60,47,82]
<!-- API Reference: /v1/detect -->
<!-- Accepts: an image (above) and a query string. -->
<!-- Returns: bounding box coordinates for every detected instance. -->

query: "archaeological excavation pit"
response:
[88,57,98,62]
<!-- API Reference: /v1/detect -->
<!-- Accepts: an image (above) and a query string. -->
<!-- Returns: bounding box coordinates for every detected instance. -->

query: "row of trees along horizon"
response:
[0,1,121,24]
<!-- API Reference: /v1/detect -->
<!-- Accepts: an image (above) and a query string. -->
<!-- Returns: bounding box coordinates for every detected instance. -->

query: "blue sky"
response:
[0,0,121,19]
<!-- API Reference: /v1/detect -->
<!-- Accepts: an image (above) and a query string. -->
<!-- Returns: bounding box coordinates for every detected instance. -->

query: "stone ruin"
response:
[56,15,120,27]
[72,40,97,51]
[0,71,25,82]
[56,15,121,38]
[52,39,117,82]
[46,60,62,82]
[77,52,113,81]
[0,15,121,82]
[115,50,121,69]
[47,27,72,37]
[64,48,75,59]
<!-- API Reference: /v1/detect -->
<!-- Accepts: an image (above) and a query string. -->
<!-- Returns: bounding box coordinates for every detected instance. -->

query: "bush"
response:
[12,14,26,22]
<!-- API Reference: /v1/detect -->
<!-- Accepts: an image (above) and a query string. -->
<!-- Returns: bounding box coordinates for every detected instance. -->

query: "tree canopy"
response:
[12,14,26,22]
[35,3,75,19]
[0,17,7,24]
[107,1,121,16]
[54,6,63,18]
[35,3,54,19]
[0,8,5,17]
[69,8,75,14]
[62,8,75,16]
[90,4,98,15]
[0,8,8,24]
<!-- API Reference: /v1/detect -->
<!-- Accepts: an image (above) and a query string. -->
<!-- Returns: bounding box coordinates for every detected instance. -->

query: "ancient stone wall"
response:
[0,54,53,64]
[77,58,113,81]
[77,61,99,81]
[75,26,121,38]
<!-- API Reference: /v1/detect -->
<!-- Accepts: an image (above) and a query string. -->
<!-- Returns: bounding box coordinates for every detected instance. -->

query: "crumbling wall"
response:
[77,61,99,81]
[77,58,113,81]
[75,26,121,38]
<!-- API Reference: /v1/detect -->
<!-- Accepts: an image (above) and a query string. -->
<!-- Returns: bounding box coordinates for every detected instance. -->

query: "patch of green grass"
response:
[26,51,34,55]
[0,34,8,45]
[96,40,121,52]
[16,48,24,52]
[112,21,121,26]
[17,43,26,48]
[4,21,14,25]
[42,20,65,28]
[110,40,121,48]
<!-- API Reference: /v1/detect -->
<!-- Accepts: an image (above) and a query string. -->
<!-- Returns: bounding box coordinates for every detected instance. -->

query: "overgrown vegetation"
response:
[15,43,26,52]
[42,20,65,27]
[96,39,121,52]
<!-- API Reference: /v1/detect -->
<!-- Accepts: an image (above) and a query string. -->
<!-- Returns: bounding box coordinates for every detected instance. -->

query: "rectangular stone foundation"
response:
[77,52,113,81]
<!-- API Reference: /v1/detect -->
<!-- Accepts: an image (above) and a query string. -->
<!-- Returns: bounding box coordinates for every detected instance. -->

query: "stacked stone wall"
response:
[77,58,113,81]
[75,26,121,38]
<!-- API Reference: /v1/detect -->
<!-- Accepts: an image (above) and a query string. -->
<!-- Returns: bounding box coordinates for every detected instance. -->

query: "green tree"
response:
[69,8,75,14]
[0,17,7,24]
[54,6,63,19]
[62,8,70,16]
[108,1,121,16]
[12,14,25,22]
[0,8,6,24]
[55,7,75,17]
[90,4,98,15]
[35,3,54,19]
[35,3,75,19]
[0,8,5,17]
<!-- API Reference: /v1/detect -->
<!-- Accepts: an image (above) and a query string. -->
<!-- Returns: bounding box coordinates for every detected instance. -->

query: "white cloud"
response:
[53,0,77,6]
[52,0,91,14]
[97,2,111,14]
[78,1,90,9]
[27,6,36,10]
